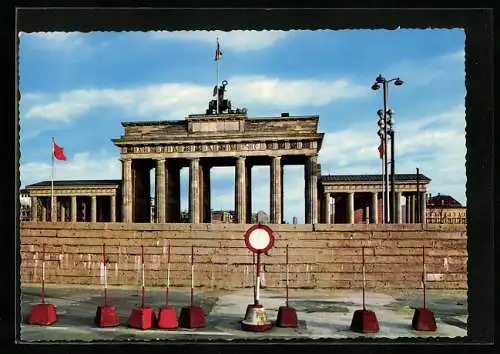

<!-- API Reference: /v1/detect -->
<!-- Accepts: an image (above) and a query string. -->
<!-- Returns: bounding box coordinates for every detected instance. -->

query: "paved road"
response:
[20,285,468,341]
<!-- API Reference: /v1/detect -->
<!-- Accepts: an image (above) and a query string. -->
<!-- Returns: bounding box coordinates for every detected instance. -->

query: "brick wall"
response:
[20,222,467,290]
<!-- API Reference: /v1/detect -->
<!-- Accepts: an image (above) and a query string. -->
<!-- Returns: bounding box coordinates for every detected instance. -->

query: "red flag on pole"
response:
[53,142,67,161]
[377,143,385,159]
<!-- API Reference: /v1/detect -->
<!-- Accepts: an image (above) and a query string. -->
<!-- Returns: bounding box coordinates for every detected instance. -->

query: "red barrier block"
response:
[412,308,437,331]
[350,309,379,333]
[276,306,298,328]
[128,307,157,330]
[95,305,120,328]
[157,305,178,329]
[178,305,206,329]
[28,303,58,326]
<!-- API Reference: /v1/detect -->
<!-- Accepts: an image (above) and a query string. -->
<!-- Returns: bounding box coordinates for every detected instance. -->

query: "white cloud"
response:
[441,49,465,62]
[384,49,465,88]
[318,104,466,204]
[23,76,367,122]
[20,32,87,52]
[19,31,108,58]
[20,152,121,188]
[149,30,289,53]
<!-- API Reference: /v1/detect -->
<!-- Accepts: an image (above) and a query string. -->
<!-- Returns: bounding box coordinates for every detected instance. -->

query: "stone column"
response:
[71,196,77,222]
[305,155,318,224]
[420,192,426,224]
[396,191,402,224]
[121,158,133,223]
[235,157,247,224]
[347,192,355,224]
[365,205,370,224]
[270,156,282,224]
[91,196,97,222]
[50,196,57,222]
[165,160,181,223]
[409,194,416,223]
[323,192,331,224]
[405,194,410,223]
[304,162,310,224]
[111,195,116,222]
[60,202,66,222]
[42,204,47,222]
[280,163,284,223]
[31,197,38,221]
[189,158,200,224]
[310,156,318,224]
[370,192,378,224]
[199,162,211,223]
[155,158,166,223]
[245,163,252,223]
[331,196,336,224]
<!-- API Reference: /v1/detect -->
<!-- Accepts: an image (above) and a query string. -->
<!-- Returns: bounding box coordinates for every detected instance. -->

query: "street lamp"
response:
[372,75,404,223]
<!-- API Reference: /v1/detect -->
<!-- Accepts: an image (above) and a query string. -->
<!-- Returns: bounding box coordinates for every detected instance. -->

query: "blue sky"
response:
[19,30,466,222]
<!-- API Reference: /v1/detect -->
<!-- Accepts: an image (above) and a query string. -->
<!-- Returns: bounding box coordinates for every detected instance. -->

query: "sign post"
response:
[241,224,275,332]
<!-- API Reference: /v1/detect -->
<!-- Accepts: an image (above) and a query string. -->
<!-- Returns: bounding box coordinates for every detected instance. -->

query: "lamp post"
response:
[372,75,404,223]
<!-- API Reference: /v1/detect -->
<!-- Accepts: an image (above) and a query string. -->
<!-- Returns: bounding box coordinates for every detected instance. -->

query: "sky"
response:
[19,29,466,223]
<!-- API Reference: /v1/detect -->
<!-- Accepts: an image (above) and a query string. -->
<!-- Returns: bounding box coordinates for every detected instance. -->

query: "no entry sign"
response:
[244,224,275,254]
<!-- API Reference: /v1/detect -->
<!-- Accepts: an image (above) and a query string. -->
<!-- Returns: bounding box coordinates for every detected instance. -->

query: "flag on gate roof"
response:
[53,140,67,161]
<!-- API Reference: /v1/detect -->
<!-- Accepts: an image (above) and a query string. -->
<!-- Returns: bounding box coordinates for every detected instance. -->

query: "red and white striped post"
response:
[411,245,437,331]
[179,245,206,328]
[27,243,58,325]
[350,246,379,333]
[158,240,179,329]
[285,245,289,307]
[166,243,171,306]
[141,245,145,308]
[41,243,46,305]
[94,243,119,327]
[128,244,156,330]
[362,246,366,310]
[103,244,108,307]
[190,245,194,306]
[276,244,299,328]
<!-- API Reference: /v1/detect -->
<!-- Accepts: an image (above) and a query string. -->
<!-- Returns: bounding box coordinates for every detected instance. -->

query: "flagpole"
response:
[216,37,220,115]
[51,137,55,222]
[381,141,385,224]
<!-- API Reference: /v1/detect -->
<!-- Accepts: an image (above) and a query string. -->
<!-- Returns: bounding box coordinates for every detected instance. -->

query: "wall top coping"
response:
[20,221,467,233]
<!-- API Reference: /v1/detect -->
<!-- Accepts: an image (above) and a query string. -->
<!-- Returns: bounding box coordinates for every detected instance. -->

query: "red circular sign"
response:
[244,224,275,254]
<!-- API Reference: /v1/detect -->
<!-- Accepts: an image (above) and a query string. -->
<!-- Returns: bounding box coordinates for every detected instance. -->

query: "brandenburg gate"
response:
[112,85,324,224]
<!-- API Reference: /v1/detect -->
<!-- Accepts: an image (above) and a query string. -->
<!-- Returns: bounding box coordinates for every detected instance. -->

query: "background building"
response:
[425,193,466,224]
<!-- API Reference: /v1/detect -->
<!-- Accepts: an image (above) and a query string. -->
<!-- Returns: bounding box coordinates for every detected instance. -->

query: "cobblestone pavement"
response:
[19,285,468,342]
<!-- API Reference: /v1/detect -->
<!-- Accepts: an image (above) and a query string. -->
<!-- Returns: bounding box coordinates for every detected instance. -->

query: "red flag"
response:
[377,142,385,159]
[53,142,67,161]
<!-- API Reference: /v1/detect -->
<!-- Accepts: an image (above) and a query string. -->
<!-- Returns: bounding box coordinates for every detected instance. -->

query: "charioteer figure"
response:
[206,80,232,114]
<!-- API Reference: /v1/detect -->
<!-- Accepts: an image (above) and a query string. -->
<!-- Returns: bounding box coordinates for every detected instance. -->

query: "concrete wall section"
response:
[20,222,467,290]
